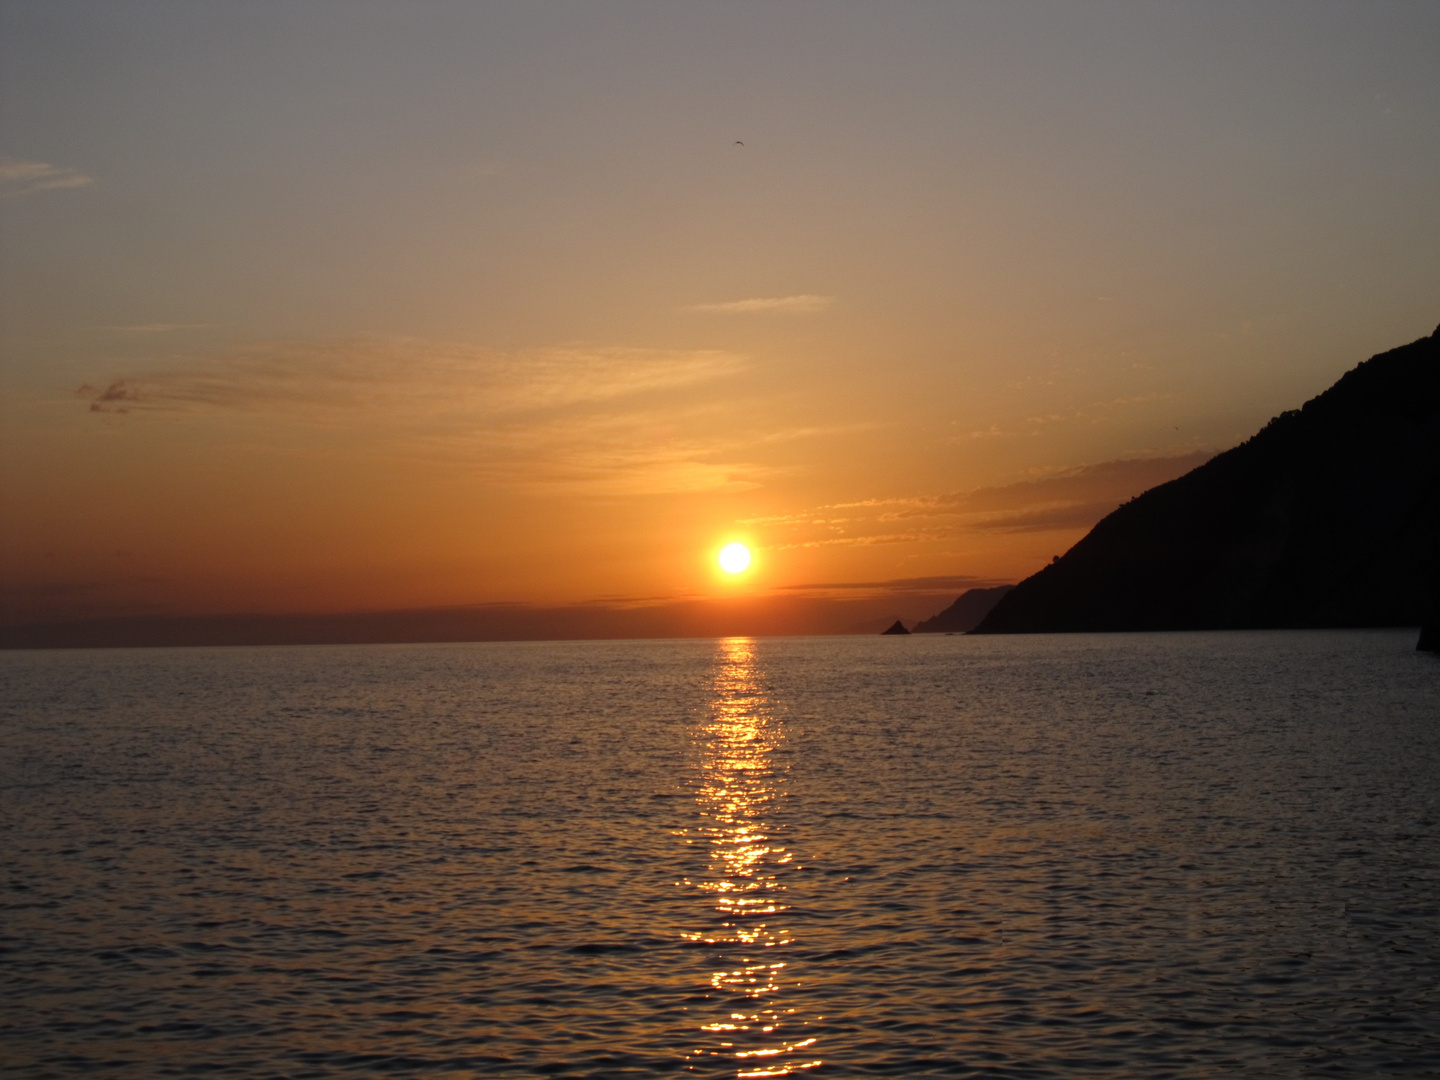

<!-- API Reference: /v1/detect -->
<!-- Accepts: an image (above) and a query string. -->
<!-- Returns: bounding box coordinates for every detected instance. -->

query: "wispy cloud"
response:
[79,337,744,417]
[944,453,1212,531]
[75,336,815,496]
[738,496,931,528]
[684,294,836,315]
[409,406,858,495]
[770,531,933,550]
[968,424,1018,439]
[745,452,1214,549]
[965,393,1173,440]
[414,408,769,495]
[0,577,170,624]
[108,323,211,335]
[0,157,94,197]
[776,575,1003,596]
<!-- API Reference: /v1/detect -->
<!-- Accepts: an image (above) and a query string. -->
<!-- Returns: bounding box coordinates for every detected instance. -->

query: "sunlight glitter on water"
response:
[681,638,822,1077]
[4,631,1438,1076]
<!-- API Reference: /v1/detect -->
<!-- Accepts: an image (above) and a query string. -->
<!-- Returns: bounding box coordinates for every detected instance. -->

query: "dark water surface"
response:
[2,631,1438,1077]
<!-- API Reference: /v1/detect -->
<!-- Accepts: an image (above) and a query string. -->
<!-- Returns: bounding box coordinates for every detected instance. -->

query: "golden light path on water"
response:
[681,638,821,1077]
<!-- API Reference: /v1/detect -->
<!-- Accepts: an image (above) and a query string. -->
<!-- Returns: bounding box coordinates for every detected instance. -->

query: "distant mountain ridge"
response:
[973,326,1440,635]
[912,586,1014,633]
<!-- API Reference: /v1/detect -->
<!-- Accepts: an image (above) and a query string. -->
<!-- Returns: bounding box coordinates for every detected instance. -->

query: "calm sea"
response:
[2,631,1438,1077]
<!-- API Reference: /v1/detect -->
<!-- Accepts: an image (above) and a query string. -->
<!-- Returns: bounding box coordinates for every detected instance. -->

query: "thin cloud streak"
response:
[771,532,931,550]
[0,590,963,647]
[108,323,212,335]
[77,336,869,497]
[684,294,836,315]
[0,157,94,197]
[751,452,1215,547]
[79,337,746,417]
[411,408,860,495]
[776,575,1006,594]
[966,393,1173,440]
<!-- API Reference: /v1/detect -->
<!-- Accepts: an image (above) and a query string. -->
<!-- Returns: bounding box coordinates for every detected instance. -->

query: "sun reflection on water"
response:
[681,637,821,1077]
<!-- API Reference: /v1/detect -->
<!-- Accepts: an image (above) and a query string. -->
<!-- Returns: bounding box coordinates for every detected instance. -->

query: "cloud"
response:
[738,496,935,529]
[684,294,836,315]
[76,336,836,496]
[0,157,94,197]
[948,453,1213,530]
[969,424,1018,439]
[410,406,853,495]
[79,380,144,411]
[776,575,1007,596]
[770,531,932,550]
[109,323,210,335]
[0,592,979,646]
[963,392,1173,440]
[79,337,745,417]
[747,451,1215,549]
[0,578,169,624]
[960,500,1134,533]
[453,421,771,495]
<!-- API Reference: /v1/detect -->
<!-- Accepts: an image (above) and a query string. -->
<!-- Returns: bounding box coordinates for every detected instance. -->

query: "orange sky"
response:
[3,2,1439,634]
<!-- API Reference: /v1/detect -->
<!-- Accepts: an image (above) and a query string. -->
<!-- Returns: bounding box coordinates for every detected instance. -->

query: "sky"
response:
[2,1,1438,637]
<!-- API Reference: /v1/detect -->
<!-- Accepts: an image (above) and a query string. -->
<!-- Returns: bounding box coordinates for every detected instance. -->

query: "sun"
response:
[718,542,751,574]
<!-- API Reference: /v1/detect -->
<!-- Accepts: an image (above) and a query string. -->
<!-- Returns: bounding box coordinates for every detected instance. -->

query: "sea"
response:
[2,630,1438,1078]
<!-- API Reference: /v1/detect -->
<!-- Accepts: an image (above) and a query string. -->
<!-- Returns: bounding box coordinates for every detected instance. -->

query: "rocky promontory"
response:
[973,326,1440,636]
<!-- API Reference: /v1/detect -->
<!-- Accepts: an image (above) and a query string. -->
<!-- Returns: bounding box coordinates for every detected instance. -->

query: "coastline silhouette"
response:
[912,586,1014,634]
[969,325,1440,645]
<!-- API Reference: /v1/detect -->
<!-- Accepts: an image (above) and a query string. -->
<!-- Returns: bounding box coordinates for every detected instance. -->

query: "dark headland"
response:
[972,326,1440,645]
[881,620,911,635]
[912,586,1015,634]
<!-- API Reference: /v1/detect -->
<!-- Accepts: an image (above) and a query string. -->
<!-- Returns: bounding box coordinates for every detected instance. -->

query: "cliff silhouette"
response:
[912,586,1014,633]
[973,326,1440,635]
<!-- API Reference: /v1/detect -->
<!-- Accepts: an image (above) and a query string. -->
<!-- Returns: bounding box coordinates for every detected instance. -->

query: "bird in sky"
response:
[734,140,744,146]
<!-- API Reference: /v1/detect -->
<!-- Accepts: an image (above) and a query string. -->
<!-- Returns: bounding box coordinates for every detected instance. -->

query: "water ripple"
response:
[1,630,1437,1075]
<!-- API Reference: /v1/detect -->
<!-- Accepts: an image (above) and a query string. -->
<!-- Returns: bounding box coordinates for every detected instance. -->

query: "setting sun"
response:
[718,543,752,575]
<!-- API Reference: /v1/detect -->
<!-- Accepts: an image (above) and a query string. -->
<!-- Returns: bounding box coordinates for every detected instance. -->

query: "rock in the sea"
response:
[881,620,911,635]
